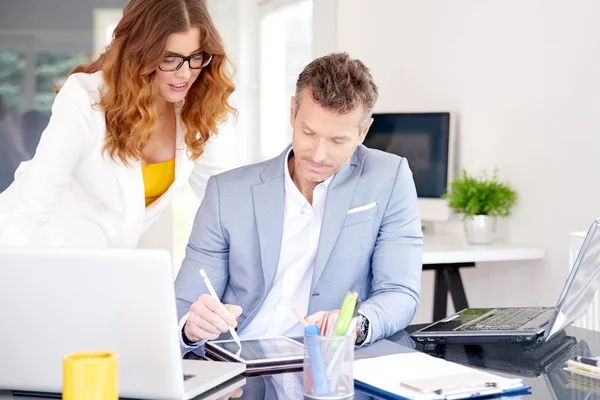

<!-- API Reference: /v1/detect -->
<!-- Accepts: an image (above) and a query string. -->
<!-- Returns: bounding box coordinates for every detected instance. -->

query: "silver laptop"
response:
[412,218,600,347]
[0,248,245,399]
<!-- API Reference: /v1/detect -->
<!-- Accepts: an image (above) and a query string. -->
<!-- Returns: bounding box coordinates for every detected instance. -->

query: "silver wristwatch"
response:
[355,314,370,345]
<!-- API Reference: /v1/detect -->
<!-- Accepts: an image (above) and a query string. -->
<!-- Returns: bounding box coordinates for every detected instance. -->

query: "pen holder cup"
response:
[63,351,118,400]
[303,333,354,399]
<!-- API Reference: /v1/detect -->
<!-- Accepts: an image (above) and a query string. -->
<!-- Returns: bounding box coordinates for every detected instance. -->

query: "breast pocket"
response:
[343,203,378,227]
[333,204,379,259]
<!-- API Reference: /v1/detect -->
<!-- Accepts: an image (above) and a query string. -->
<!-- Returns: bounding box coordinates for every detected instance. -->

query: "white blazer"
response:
[0,71,227,248]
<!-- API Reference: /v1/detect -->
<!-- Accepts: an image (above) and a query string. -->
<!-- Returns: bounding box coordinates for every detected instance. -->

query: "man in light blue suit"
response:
[175,53,423,351]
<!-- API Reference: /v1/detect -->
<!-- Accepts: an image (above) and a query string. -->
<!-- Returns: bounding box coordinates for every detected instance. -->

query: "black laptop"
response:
[412,218,600,347]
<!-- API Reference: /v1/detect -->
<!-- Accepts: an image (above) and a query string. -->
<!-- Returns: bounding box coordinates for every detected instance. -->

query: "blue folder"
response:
[354,379,531,400]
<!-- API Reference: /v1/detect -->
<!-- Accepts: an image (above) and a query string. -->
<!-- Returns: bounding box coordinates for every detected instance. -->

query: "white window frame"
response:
[257,0,313,160]
[93,9,123,57]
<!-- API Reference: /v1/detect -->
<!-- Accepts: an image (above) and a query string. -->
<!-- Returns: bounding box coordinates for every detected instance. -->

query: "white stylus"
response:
[199,269,242,350]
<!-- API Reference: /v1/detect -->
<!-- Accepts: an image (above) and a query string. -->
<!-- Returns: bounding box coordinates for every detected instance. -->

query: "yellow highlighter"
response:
[333,292,358,337]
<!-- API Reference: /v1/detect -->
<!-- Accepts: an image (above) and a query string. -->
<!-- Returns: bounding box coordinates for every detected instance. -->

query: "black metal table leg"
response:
[424,262,475,320]
[443,266,469,312]
[433,268,448,321]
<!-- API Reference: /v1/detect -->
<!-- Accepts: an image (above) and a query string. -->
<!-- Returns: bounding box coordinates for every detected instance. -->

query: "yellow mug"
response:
[63,351,118,400]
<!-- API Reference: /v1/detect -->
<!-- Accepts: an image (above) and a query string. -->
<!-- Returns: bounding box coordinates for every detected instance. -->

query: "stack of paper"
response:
[354,352,530,400]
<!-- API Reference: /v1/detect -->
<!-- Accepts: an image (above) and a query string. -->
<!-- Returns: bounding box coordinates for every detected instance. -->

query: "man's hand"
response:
[305,310,338,329]
[306,310,341,336]
[216,387,243,400]
[183,294,243,343]
[306,310,359,342]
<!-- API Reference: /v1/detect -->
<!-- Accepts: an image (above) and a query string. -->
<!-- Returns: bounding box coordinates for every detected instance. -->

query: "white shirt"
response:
[270,373,303,400]
[239,149,332,339]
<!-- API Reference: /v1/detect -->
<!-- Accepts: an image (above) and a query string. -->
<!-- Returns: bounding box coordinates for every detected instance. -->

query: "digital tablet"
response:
[204,336,304,367]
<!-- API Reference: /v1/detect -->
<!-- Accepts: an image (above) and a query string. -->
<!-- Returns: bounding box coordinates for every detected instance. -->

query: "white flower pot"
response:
[464,215,497,245]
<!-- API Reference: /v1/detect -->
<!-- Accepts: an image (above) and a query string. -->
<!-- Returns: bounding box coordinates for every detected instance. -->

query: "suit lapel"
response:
[311,148,366,292]
[251,147,288,293]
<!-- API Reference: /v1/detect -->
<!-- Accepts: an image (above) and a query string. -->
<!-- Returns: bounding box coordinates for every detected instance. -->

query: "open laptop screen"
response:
[545,219,600,340]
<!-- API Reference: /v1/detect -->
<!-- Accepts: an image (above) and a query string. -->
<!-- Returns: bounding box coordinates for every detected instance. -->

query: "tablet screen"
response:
[209,337,304,363]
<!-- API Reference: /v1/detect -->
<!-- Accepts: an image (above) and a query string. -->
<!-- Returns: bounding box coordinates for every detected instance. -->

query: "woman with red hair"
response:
[0,0,236,248]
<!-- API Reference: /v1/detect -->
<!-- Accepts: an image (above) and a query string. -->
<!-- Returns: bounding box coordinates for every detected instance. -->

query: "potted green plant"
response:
[443,169,517,245]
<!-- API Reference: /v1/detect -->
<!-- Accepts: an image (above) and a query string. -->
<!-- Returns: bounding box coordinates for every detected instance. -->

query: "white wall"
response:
[333,0,600,323]
[312,0,337,57]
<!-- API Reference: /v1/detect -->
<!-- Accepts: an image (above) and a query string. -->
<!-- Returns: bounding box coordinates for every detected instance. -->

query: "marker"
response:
[333,292,358,337]
[305,324,328,395]
[576,356,600,367]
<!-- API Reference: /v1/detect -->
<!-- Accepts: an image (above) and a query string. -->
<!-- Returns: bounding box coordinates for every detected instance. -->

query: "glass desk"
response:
[181,326,600,399]
[406,326,600,400]
[3,327,599,399]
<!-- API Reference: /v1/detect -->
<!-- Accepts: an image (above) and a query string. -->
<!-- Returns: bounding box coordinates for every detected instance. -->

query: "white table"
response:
[423,233,546,320]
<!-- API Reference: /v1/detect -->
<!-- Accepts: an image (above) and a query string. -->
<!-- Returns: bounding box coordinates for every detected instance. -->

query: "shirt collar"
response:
[284,148,334,214]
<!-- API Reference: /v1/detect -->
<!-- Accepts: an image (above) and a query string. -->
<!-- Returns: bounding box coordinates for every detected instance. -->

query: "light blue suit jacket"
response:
[175,145,423,344]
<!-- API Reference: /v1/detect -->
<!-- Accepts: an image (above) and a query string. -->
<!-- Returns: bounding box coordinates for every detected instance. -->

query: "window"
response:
[93,9,123,56]
[0,50,26,114]
[259,0,312,160]
[35,52,88,112]
[0,50,26,191]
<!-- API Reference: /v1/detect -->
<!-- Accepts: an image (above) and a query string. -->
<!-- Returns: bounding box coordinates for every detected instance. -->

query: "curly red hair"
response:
[69,0,236,163]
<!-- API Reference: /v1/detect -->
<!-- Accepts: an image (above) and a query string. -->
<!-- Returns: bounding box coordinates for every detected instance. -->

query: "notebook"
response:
[353,352,531,400]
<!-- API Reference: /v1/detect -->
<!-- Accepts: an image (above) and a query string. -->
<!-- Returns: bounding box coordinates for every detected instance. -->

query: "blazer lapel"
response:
[113,157,145,246]
[251,147,288,293]
[311,148,366,292]
[113,102,193,243]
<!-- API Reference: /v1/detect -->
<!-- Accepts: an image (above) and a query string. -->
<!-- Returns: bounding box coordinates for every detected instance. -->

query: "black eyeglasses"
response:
[158,52,213,72]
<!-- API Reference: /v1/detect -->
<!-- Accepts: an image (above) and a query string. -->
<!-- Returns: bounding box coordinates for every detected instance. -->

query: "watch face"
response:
[356,315,369,344]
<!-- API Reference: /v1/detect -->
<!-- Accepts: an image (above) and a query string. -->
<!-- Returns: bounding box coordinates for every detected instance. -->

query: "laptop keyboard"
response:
[457,308,550,331]
[183,374,195,381]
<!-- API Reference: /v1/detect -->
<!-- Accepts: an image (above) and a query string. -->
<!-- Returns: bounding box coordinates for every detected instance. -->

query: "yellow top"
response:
[142,158,175,207]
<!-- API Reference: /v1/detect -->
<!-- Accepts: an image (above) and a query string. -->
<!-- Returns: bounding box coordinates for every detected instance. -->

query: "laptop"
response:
[0,248,246,399]
[412,218,600,347]
[0,376,247,400]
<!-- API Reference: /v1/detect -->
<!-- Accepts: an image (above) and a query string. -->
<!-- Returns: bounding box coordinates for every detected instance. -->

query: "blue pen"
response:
[305,324,328,396]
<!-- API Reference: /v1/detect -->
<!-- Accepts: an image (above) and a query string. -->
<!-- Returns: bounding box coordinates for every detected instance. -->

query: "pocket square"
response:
[347,202,377,214]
